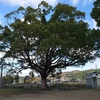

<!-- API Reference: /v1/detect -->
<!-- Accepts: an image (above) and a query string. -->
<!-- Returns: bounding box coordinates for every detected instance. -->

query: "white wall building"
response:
[86,72,100,88]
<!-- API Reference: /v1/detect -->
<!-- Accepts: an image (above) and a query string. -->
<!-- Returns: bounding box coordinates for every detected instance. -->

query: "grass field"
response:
[0,82,99,100]
[0,83,90,97]
[0,89,38,96]
[0,88,100,100]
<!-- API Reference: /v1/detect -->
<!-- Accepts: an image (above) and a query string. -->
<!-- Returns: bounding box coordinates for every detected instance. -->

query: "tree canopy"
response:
[91,0,100,27]
[0,1,98,89]
[91,0,100,57]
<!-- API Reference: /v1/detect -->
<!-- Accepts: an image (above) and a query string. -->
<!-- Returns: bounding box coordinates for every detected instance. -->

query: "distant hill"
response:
[61,69,100,80]
[19,69,100,82]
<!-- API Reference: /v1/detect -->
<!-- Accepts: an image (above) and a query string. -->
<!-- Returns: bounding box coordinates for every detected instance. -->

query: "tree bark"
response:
[40,75,50,90]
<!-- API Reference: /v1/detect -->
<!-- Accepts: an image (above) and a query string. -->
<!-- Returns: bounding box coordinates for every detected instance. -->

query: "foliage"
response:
[24,76,30,83]
[14,74,19,83]
[90,0,100,57]
[3,74,14,85]
[0,1,98,89]
[55,69,62,79]
[24,75,34,83]
[91,0,100,27]
[29,71,34,77]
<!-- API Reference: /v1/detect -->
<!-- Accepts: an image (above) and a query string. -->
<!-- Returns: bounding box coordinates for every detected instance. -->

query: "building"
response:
[86,72,100,88]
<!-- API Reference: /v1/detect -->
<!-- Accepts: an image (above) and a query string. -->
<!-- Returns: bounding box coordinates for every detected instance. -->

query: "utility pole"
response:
[95,64,97,71]
[0,66,3,89]
[0,58,4,89]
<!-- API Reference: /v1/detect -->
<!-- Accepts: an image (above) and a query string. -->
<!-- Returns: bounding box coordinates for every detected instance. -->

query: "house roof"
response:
[86,71,100,76]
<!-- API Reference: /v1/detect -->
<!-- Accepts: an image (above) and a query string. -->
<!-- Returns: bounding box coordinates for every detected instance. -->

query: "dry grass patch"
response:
[0,89,38,96]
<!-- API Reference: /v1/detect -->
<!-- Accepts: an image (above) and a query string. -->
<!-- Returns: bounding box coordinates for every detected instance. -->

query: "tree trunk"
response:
[40,75,50,90]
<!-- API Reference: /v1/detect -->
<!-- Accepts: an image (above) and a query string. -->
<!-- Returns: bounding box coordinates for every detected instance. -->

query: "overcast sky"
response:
[0,0,99,76]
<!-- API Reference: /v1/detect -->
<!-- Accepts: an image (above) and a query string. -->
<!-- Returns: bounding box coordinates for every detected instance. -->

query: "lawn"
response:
[0,83,100,100]
[0,89,38,96]
[0,88,100,100]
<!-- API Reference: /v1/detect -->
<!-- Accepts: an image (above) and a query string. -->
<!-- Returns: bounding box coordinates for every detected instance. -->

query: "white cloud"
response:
[0,52,5,58]
[85,19,98,29]
[69,0,95,6]
[82,0,95,6]
[0,0,58,7]
[91,19,98,29]
[19,69,31,76]
[70,0,80,5]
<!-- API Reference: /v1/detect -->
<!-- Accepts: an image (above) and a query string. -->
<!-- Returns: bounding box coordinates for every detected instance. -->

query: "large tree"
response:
[0,1,96,89]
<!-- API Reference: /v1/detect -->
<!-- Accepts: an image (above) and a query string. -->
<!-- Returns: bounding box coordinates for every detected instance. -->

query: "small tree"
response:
[3,75,14,86]
[24,75,30,83]
[29,71,34,82]
[29,71,34,77]
[7,74,14,84]
[14,74,19,83]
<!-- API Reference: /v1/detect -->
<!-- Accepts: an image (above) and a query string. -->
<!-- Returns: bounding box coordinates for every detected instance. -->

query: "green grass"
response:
[0,89,38,96]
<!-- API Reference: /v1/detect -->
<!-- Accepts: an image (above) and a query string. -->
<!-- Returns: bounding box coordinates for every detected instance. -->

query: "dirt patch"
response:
[0,89,100,100]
